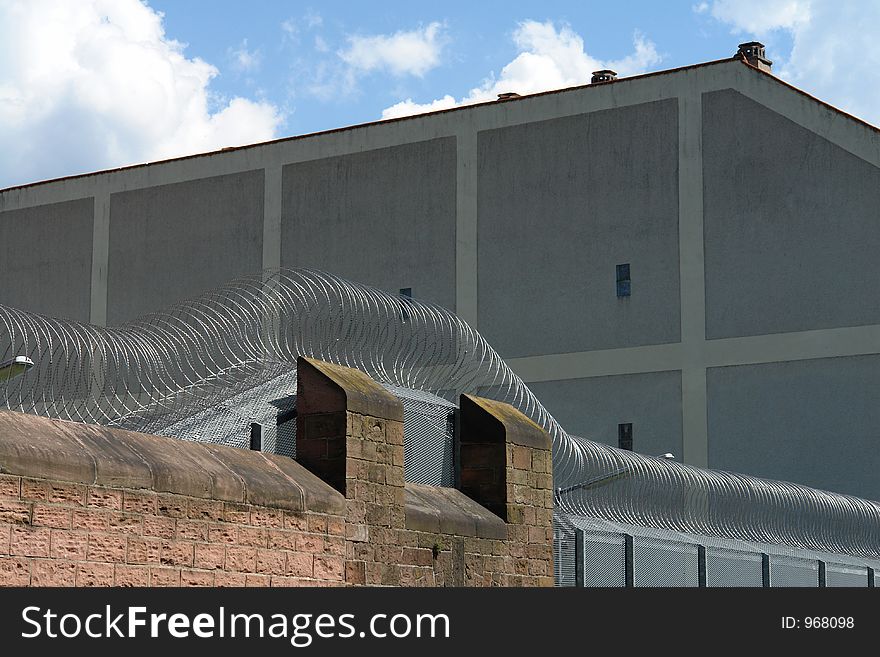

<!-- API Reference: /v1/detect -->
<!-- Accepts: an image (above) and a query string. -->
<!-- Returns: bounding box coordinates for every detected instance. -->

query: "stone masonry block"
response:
[86,533,127,561]
[143,515,176,539]
[72,509,109,532]
[76,562,115,587]
[0,500,32,525]
[31,560,76,586]
[0,475,21,500]
[114,564,150,587]
[0,556,30,585]
[11,526,50,557]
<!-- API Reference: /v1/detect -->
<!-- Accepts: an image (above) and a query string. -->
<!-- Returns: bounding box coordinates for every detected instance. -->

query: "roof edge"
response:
[740,59,880,137]
[1,57,739,194]
[7,56,879,196]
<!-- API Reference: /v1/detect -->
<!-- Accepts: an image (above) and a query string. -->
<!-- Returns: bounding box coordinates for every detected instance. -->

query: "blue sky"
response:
[147,1,754,127]
[0,0,872,189]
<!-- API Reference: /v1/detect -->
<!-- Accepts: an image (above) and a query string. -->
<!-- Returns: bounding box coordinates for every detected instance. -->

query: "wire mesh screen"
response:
[769,555,819,587]
[825,563,868,588]
[580,531,626,587]
[143,367,455,486]
[706,547,763,587]
[387,384,455,487]
[157,366,296,450]
[633,536,700,587]
[276,414,296,458]
[553,518,577,587]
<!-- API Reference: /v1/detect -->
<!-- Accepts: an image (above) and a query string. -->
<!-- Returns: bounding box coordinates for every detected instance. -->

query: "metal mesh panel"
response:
[826,563,868,587]
[553,518,577,587]
[144,369,455,486]
[706,547,763,587]
[633,536,700,587]
[769,555,819,587]
[158,365,296,449]
[581,531,626,587]
[276,415,296,458]
[386,384,455,487]
[556,511,880,588]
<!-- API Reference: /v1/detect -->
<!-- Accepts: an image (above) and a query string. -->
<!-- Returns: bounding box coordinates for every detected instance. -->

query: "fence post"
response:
[249,422,262,451]
[818,561,826,587]
[575,529,585,587]
[868,567,875,588]
[624,534,634,587]
[761,553,771,587]
[697,545,707,587]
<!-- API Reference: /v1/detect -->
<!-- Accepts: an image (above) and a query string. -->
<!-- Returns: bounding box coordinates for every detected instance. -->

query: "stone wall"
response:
[0,474,347,586]
[0,409,347,586]
[0,357,554,586]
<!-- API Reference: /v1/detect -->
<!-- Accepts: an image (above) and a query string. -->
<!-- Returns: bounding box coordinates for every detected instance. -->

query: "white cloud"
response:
[282,10,322,43]
[314,35,329,53]
[383,95,458,120]
[382,21,661,120]
[707,0,809,35]
[0,0,283,188]
[229,38,261,73]
[702,0,880,126]
[303,9,323,29]
[339,22,447,77]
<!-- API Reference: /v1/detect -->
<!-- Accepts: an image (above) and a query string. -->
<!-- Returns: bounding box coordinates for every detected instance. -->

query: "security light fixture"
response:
[0,356,34,383]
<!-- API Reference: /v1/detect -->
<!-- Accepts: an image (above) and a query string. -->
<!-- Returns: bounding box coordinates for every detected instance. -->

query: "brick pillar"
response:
[295,357,405,586]
[458,394,554,566]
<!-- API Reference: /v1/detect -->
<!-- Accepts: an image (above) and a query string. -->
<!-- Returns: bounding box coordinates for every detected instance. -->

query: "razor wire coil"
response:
[2,268,880,558]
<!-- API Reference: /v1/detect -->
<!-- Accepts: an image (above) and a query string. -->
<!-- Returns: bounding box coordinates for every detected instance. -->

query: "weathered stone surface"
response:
[458,394,553,523]
[0,411,96,484]
[404,487,442,534]
[297,357,403,422]
[405,484,506,540]
[261,453,346,516]
[53,422,153,490]
[0,410,340,513]
[111,427,239,501]
[459,395,551,450]
[201,444,303,511]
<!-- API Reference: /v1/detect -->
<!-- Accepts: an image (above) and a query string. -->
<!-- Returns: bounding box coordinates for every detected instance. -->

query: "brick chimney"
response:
[591,69,617,84]
[736,41,772,73]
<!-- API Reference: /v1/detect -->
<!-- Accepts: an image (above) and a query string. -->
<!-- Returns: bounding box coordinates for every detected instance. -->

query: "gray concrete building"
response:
[2,47,879,499]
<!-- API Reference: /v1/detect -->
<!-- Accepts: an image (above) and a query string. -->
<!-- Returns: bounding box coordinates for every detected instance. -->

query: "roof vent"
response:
[496,92,520,101]
[736,41,772,73]
[590,69,617,84]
